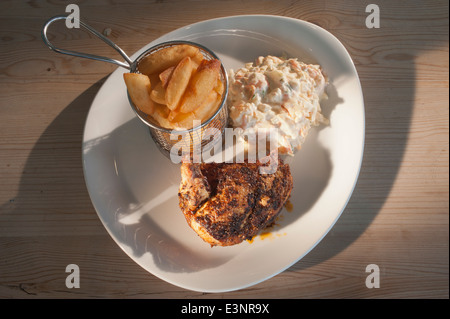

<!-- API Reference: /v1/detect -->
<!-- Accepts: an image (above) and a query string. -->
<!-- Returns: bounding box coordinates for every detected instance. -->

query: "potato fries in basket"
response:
[124,43,225,131]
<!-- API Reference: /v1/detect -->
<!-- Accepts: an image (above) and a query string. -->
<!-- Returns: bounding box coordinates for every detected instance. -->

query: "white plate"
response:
[82,15,364,293]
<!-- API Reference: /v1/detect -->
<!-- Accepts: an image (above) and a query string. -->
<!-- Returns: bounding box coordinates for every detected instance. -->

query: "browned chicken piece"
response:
[178,159,293,246]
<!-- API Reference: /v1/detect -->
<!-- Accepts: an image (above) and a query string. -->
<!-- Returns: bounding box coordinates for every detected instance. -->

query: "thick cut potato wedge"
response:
[191,50,204,65]
[165,56,195,111]
[179,59,221,113]
[214,78,224,96]
[150,81,166,105]
[193,90,220,122]
[171,111,197,130]
[168,109,179,122]
[138,44,201,76]
[151,103,172,129]
[123,73,155,115]
[192,79,223,122]
[159,66,175,88]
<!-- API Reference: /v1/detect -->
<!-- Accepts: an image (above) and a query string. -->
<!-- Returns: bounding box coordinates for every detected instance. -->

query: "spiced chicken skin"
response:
[178,160,293,246]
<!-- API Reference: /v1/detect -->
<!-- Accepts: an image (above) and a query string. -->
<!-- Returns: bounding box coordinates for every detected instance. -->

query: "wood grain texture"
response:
[0,0,448,299]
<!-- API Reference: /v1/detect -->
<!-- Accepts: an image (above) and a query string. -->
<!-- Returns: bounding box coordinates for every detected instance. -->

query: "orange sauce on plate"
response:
[247,199,292,244]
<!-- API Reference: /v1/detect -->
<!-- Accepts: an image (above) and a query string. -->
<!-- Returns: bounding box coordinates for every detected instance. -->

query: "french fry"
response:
[138,44,201,75]
[191,50,205,65]
[151,103,172,129]
[170,111,197,130]
[179,59,221,113]
[214,78,224,96]
[191,59,200,73]
[159,66,175,88]
[168,109,179,122]
[165,56,195,111]
[193,91,220,122]
[123,73,155,115]
[150,81,166,105]
[170,85,221,126]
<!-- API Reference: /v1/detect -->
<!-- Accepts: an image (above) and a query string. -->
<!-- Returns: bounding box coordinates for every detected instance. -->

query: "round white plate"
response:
[82,15,364,292]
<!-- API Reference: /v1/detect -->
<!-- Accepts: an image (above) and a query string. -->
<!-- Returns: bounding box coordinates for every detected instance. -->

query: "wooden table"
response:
[0,0,448,299]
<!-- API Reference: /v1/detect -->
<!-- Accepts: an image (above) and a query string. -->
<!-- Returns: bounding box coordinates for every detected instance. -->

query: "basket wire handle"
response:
[42,15,134,70]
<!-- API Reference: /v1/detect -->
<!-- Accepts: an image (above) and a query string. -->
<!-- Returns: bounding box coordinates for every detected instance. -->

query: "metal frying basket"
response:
[42,15,228,159]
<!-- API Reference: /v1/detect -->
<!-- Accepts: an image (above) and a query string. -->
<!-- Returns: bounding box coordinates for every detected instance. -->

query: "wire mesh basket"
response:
[42,15,228,160]
[129,41,229,159]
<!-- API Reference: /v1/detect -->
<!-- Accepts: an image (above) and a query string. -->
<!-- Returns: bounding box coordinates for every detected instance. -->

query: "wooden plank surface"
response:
[0,0,448,299]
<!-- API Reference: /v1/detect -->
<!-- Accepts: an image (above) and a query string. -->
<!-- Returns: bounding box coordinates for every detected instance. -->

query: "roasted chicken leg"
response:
[178,159,293,246]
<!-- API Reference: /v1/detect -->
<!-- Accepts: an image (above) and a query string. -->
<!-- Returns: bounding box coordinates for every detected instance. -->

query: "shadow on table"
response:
[290,10,448,272]
[0,76,109,235]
